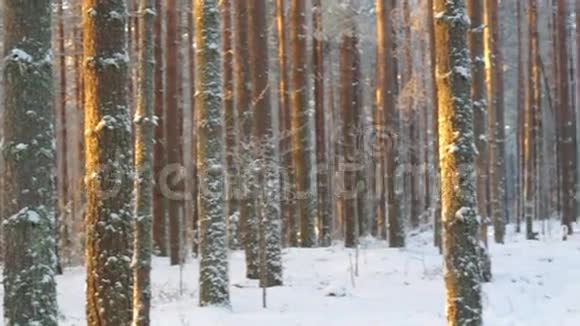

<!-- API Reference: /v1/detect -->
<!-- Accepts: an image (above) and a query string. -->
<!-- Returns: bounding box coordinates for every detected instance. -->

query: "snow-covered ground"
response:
[6,222,580,325]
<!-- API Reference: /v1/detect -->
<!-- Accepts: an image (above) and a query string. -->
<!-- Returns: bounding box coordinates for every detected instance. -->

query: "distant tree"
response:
[195,0,230,307]
[132,0,156,323]
[83,0,134,323]
[289,0,318,247]
[2,0,58,324]
[433,0,483,324]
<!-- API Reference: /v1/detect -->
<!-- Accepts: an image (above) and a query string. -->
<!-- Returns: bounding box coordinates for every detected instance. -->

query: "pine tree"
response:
[132,0,155,324]
[2,0,58,324]
[485,0,507,244]
[247,0,284,287]
[433,0,483,324]
[232,0,259,278]
[83,0,134,324]
[289,0,318,247]
[525,0,540,240]
[195,0,230,307]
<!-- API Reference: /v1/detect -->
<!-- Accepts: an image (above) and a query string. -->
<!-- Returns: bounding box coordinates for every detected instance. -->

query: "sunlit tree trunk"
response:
[195,0,230,307]
[132,0,155,324]
[233,0,259,278]
[434,0,483,324]
[2,0,59,324]
[485,0,507,244]
[83,0,134,323]
[247,0,284,287]
[289,0,318,247]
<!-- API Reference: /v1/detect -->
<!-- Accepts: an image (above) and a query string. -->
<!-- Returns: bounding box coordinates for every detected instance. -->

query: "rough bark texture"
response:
[195,0,230,307]
[153,0,167,256]
[434,0,483,324]
[525,0,540,240]
[83,0,134,324]
[313,0,331,247]
[289,0,318,247]
[132,0,155,324]
[232,0,259,278]
[485,0,507,244]
[2,0,59,324]
[247,0,284,287]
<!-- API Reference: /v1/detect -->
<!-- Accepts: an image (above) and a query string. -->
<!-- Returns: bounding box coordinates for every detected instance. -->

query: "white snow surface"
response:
[2,223,579,325]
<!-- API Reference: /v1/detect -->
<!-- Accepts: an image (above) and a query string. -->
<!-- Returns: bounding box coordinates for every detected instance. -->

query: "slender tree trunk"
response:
[132,0,155,324]
[289,0,318,247]
[428,0,442,251]
[221,0,238,249]
[188,0,199,256]
[557,0,576,233]
[83,0,134,323]
[525,0,540,240]
[515,0,525,233]
[153,0,168,256]
[313,0,331,247]
[247,0,284,287]
[485,0,507,243]
[2,0,58,324]
[166,0,184,266]
[195,0,230,307]
[232,0,259,278]
[434,0,483,324]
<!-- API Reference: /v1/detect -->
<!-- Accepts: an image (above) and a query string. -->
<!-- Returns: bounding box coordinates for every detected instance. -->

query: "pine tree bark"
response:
[83,0,134,323]
[525,0,540,240]
[232,0,259,278]
[165,0,184,266]
[153,0,168,256]
[221,0,238,249]
[195,0,230,307]
[2,0,59,324]
[515,0,525,233]
[289,0,318,247]
[247,0,284,287]
[132,0,155,324]
[313,0,331,247]
[188,2,199,256]
[485,0,507,243]
[434,0,483,324]
[557,0,576,233]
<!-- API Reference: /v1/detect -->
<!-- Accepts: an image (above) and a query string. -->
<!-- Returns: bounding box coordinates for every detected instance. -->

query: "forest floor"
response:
[8,221,580,325]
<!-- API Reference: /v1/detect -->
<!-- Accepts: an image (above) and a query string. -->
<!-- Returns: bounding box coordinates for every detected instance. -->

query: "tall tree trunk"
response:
[557,0,576,233]
[525,0,540,240]
[428,0,442,251]
[221,0,238,249]
[289,0,318,247]
[2,0,59,323]
[232,0,259,278]
[153,0,168,256]
[132,0,155,324]
[340,17,359,249]
[166,0,184,266]
[485,0,507,243]
[313,0,331,247]
[276,0,295,247]
[515,0,525,233]
[195,0,230,307]
[434,0,483,324]
[188,0,199,256]
[247,0,284,287]
[83,0,134,323]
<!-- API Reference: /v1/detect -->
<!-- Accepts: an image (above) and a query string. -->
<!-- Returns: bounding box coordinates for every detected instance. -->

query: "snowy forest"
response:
[0,0,579,325]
